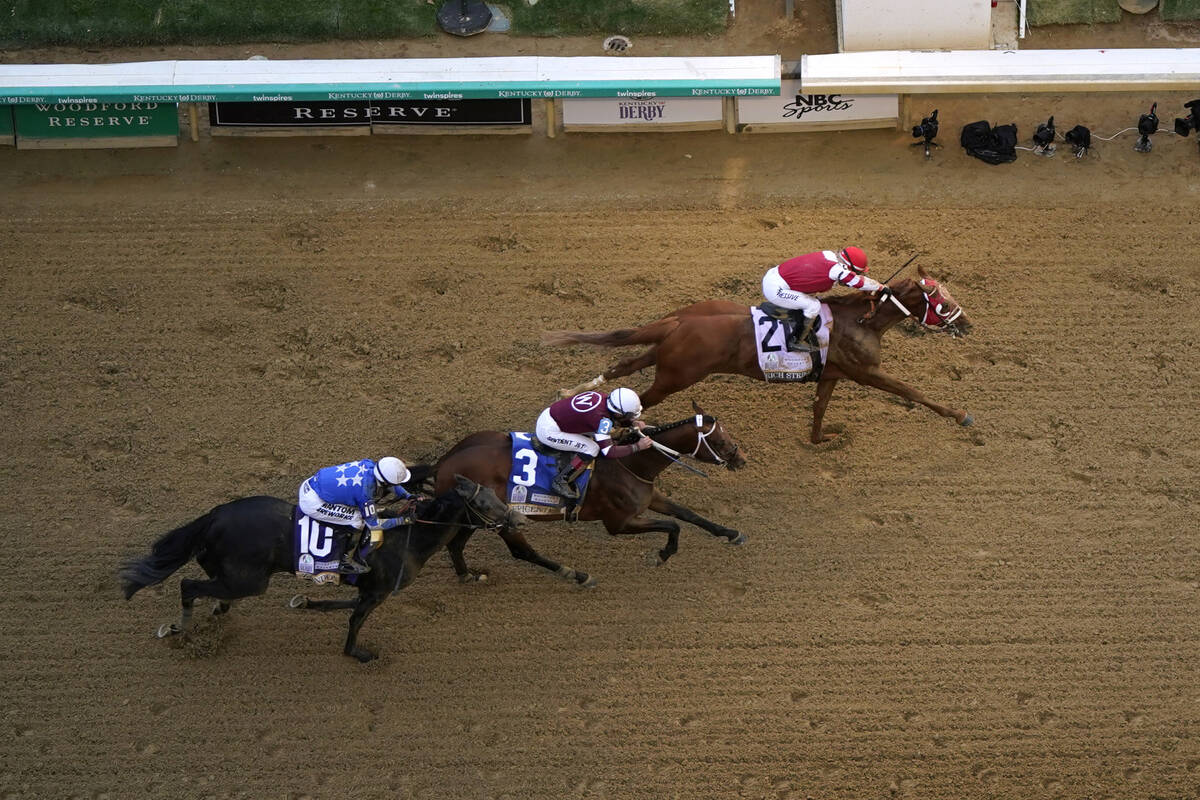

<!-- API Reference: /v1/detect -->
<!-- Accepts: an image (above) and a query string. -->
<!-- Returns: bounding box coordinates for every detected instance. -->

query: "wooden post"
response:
[544,98,557,138]
[723,96,737,134]
[187,103,200,142]
[898,94,910,132]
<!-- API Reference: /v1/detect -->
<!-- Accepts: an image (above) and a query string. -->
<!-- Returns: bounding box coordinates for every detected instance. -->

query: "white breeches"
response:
[762,267,821,317]
[535,408,601,457]
[298,479,365,530]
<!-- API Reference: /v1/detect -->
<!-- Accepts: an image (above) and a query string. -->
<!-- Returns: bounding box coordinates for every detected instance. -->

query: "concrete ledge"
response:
[801,48,1200,94]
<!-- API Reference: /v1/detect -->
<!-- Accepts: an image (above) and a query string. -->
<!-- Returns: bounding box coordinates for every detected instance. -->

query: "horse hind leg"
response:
[498,527,596,588]
[157,577,255,639]
[604,346,658,382]
[561,347,658,397]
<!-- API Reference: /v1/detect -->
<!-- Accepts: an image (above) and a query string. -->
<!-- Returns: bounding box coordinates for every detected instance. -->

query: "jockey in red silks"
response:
[534,387,652,499]
[760,246,883,351]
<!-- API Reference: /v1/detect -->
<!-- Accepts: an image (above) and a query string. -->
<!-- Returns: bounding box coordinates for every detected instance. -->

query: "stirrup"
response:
[551,476,579,500]
[339,555,371,575]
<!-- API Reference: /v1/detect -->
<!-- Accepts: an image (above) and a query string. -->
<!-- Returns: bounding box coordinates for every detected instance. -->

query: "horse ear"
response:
[916,264,929,280]
[691,400,704,415]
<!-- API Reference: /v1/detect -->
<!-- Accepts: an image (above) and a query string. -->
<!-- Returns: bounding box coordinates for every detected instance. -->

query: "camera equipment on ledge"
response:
[1064,125,1091,158]
[1175,99,1200,137]
[1135,102,1158,152]
[910,109,941,158]
[1032,116,1056,156]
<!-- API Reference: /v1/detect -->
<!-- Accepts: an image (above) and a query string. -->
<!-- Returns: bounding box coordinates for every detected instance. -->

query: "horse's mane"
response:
[617,415,714,444]
[821,277,917,307]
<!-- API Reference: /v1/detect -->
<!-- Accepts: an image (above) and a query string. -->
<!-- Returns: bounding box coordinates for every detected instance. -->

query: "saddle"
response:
[530,436,557,455]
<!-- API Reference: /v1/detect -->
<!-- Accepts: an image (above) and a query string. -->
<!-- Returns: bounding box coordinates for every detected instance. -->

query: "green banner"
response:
[0,105,12,144]
[13,101,177,140]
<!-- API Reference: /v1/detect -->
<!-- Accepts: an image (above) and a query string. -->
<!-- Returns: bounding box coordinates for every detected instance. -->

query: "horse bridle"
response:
[691,415,738,466]
[862,285,965,336]
[411,482,509,529]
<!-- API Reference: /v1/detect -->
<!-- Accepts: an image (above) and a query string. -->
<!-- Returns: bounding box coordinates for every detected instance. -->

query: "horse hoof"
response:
[349,648,378,663]
[458,571,488,584]
[726,532,748,546]
[577,573,597,589]
[288,594,309,609]
[960,414,974,427]
[155,622,181,639]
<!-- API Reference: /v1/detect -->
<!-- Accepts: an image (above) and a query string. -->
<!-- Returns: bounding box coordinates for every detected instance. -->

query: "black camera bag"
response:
[960,120,1018,165]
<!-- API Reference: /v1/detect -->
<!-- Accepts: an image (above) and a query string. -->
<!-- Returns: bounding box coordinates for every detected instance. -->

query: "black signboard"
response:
[208,99,531,127]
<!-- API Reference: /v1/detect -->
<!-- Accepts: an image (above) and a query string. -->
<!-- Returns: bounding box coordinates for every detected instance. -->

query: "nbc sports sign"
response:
[736,76,897,131]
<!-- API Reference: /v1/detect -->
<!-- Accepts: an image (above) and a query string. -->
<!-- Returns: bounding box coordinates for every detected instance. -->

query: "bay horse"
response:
[119,476,522,662]
[415,403,746,588]
[546,267,973,445]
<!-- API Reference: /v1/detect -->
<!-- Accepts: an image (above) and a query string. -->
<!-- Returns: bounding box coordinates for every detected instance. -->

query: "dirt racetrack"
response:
[3,36,1200,800]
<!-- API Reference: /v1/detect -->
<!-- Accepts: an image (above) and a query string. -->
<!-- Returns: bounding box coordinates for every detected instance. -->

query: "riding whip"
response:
[880,254,919,286]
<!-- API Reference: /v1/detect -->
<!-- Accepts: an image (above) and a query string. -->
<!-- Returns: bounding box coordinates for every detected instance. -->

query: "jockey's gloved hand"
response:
[635,437,654,452]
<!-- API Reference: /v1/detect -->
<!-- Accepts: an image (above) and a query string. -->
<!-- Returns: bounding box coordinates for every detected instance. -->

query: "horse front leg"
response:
[497,527,595,588]
[446,528,489,583]
[811,375,840,444]
[853,367,973,427]
[647,490,746,548]
[343,591,387,663]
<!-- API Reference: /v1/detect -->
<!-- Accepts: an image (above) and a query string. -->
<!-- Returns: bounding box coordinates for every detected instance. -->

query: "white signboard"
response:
[838,0,990,51]
[562,96,723,131]
[737,78,896,131]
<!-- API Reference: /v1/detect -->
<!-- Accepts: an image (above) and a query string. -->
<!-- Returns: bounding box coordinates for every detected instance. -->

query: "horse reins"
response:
[859,285,963,335]
[623,415,736,481]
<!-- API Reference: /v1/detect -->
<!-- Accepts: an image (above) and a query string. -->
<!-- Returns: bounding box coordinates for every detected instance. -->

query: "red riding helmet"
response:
[840,246,869,274]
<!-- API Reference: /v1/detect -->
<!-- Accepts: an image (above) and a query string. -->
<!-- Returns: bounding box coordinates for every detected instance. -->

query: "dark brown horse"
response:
[546,267,973,445]
[417,404,746,588]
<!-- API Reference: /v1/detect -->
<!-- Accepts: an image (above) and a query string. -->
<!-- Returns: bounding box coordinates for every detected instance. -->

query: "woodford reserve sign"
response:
[0,105,12,146]
[12,101,178,148]
[208,98,532,133]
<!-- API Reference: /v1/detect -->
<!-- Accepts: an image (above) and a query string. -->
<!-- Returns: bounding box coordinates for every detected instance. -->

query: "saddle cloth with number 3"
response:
[505,432,595,516]
[751,304,833,382]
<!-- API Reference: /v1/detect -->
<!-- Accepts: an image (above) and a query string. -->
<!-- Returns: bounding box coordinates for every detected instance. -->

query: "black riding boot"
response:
[551,457,583,499]
[339,530,371,575]
[788,314,820,353]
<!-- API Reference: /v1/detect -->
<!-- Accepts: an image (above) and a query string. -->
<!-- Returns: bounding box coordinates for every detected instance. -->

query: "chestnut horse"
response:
[546,267,973,445]
[415,404,746,588]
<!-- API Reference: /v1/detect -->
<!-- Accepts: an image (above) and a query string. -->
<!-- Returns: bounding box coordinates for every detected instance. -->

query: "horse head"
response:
[645,402,745,471]
[884,267,973,337]
[452,474,529,528]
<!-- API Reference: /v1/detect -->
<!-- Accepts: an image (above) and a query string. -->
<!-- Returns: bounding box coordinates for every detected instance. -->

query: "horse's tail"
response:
[119,512,212,600]
[543,316,682,349]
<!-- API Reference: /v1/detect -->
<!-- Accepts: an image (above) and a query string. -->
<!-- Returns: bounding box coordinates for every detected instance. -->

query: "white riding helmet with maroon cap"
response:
[606,387,643,420]
[839,246,869,274]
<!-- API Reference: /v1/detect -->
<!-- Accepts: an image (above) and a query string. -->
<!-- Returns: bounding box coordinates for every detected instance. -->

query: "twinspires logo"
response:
[618,101,666,121]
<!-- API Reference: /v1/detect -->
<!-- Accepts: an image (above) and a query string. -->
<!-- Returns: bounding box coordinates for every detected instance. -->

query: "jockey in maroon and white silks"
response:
[535,388,651,499]
[760,246,882,352]
[762,247,883,317]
